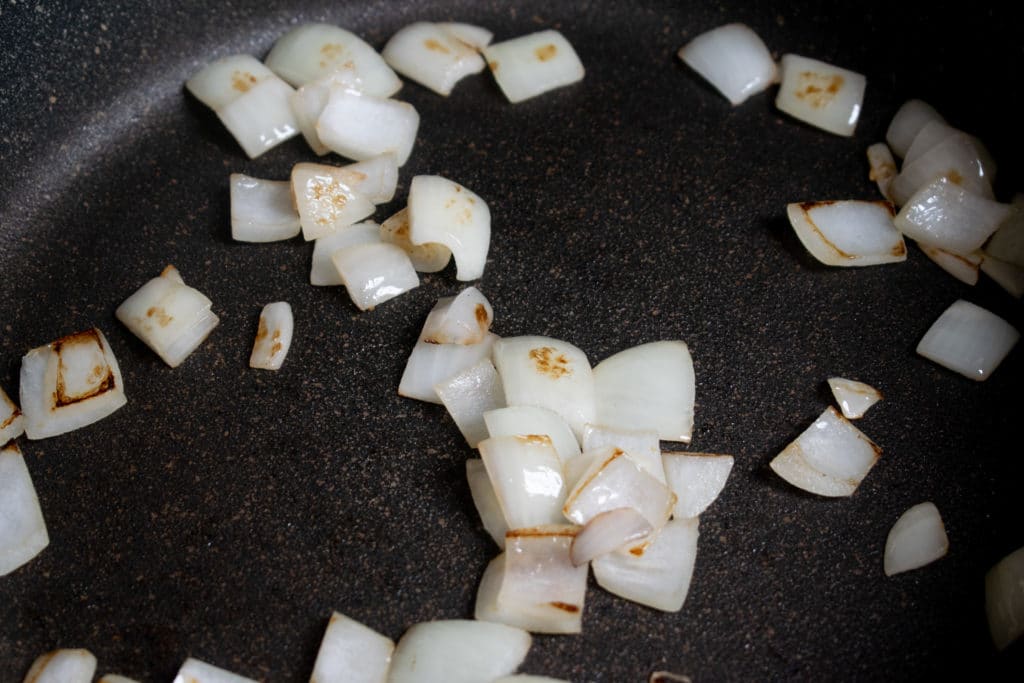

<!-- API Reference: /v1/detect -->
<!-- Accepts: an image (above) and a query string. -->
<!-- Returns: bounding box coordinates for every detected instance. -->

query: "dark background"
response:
[1,1,1022,680]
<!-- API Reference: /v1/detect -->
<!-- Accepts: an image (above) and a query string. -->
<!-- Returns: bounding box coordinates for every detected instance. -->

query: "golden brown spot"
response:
[231,70,259,93]
[507,527,577,539]
[549,601,580,613]
[947,170,964,185]
[515,434,553,446]
[891,242,907,257]
[535,44,557,62]
[320,43,344,60]
[474,303,489,327]
[146,306,173,327]
[52,329,115,408]
[459,207,472,224]
[424,38,450,54]
[795,72,844,108]
[255,319,269,342]
[24,651,57,683]
[529,346,573,378]
[488,60,499,72]
[0,408,21,431]
[797,203,853,260]
[160,264,179,278]
[270,330,283,356]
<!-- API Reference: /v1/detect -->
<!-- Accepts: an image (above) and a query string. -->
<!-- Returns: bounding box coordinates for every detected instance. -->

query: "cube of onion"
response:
[894,177,1010,256]
[187,55,278,110]
[380,207,453,273]
[883,502,949,576]
[479,435,566,530]
[890,131,995,206]
[483,406,581,466]
[677,23,777,105]
[582,423,665,484]
[774,54,865,137]
[316,88,420,166]
[1,386,24,444]
[310,221,382,286]
[916,299,1019,381]
[408,175,491,281]
[786,200,906,266]
[229,174,300,242]
[171,658,257,683]
[570,507,653,566]
[921,245,982,285]
[290,77,334,155]
[0,443,48,576]
[331,242,420,311]
[20,328,127,439]
[826,377,882,419]
[116,267,219,368]
[388,620,531,683]
[22,649,97,683]
[436,358,505,447]
[398,332,499,403]
[310,611,395,683]
[467,459,509,548]
[885,99,945,159]
[339,153,399,204]
[249,302,293,371]
[421,287,494,345]
[291,162,377,241]
[902,121,996,179]
[662,452,734,519]
[383,22,487,96]
[483,30,584,103]
[986,545,1024,651]
[866,143,897,201]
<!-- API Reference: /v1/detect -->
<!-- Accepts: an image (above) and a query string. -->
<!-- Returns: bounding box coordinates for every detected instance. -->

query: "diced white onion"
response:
[483,406,581,466]
[229,174,300,242]
[769,406,881,497]
[399,333,499,404]
[22,649,97,683]
[19,328,127,440]
[380,208,453,273]
[186,55,278,110]
[916,299,1019,381]
[890,131,995,206]
[249,302,293,371]
[483,30,585,103]
[290,77,334,155]
[310,221,382,286]
[478,435,566,530]
[980,256,1024,299]
[215,77,300,159]
[984,195,1024,269]
[421,287,493,345]
[1,386,24,444]
[383,22,487,96]
[867,142,897,201]
[339,153,399,204]
[291,162,377,241]
[985,545,1024,651]
[467,459,509,548]
[387,620,531,683]
[677,23,777,105]
[408,175,491,280]
[662,452,734,519]
[309,611,394,683]
[440,23,494,50]
[774,54,865,137]
[921,245,982,285]
[786,200,906,266]
[883,502,949,576]
[593,340,694,443]
[316,88,420,166]
[894,177,1010,255]
[331,242,420,311]
[0,443,48,576]
[570,507,653,566]
[172,657,257,683]
[116,267,219,368]
[885,99,945,159]
[903,122,996,178]
[582,423,666,484]
[436,358,506,447]
[826,377,882,419]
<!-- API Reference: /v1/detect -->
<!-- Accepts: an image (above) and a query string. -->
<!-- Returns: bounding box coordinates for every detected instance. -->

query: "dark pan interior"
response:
[2,1,1022,680]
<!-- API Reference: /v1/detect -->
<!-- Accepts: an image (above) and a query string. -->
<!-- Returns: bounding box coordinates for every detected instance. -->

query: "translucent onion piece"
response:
[467,459,509,548]
[769,406,880,497]
[20,328,127,440]
[172,658,257,683]
[786,200,906,266]
[408,175,491,280]
[310,611,394,683]
[981,256,1024,299]
[894,177,1010,255]
[339,153,399,204]
[316,88,420,166]
[483,30,585,103]
[388,620,531,683]
[249,302,293,370]
[827,377,882,419]
[582,423,666,484]
[229,174,300,242]
[436,358,506,447]
[380,207,453,273]
[890,131,995,206]
[440,23,494,50]
[116,267,219,367]
[421,287,494,345]
[774,54,865,137]
[22,649,97,683]
[662,453,734,519]
[0,385,24,444]
[493,335,595,441]
[0,443,48,576]
[216,76,299,159]
[986,546,1024,651]
[885,99,945,159]
[264,23,402,95]
[99,676,141,683]
[883,502,949,576]
[291,162,377,241]
[570,507,653,566]
[310,221,382,286]
[289,73,361,156]
[921,245,982,285]
[483,406,581,466]
[331,242,420,311]
[866,142,897,201]
[593,340,694,442]
[383,22,487,96]
[592,517,699,612]
[479,435,566,530]
[186,55,277,109]
[398,332,499,403]
[677,23,777,105]
[985,195,1024,269]
[916,299,1019,381]
[902,121,996,183]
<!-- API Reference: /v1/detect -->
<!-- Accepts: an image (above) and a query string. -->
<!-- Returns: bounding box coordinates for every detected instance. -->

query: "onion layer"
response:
[0,443,49,576]
[482,30,585,103]
[310,611,394,683]
[677,23,777,105]
[916,299,1019,381]
[883,502,949,576]
[894,177,1009,256]
[786,200,905,266]
[827,378,882,419]
[382,22,487,96]
[249,302,293,371]
[22,649,97,683]
[986,546,1024,651]
[387,620,531,683]
[774,55,865,137]
[172,657,257,683]
[408,175,491,280]
[229,174,301,242]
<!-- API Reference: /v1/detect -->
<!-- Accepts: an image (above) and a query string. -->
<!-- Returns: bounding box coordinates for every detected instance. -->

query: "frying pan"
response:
[2,1,1022,680]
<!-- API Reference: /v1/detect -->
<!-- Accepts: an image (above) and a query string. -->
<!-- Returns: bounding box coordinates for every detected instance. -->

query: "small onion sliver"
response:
[570,507,653,566]
[436,358,506,447]
[310,221,382,286]
[921,245,982,285]
[661,452,734,519]
[467,459,510,548]
[171,657,257,683]
[22,649,97,683]
[985,545,1024,651]
[387,620,531,683]
[826,377,882,419]
[309,611,395,683]
[866,143,897,201]
[785,200,906,266]
[885,99,945,159]
[421,287,494,345]
[229,174,301,242]
[883,502,949,576]
[916,299,1019,381]
[677,23,777,105]
[249,302,293,371]
[0,443,49,576]
[380,207,453,273]
[407,175,491,280]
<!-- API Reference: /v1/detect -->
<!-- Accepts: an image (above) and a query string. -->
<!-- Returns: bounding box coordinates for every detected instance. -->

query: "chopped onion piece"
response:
[885,99,945,159]
[310,221,382,286]
[677,23,777,105]
[592,517,699,612]
[981,256,1024,299]
[99,676,141,683]
[570,507,652,566]
[827,378,882,419]
[0,443,48,576]
[421,287,493,345]
[383,22,487,96]
[186,55,277,110]
[986,546,1024,651]
[1,386,24,444]
[593,340,694,442]
[22,649,97,683]
[291,162,377,241]
[467,459,509,548]
[408,175,491,280]
[483,406,581,465]
[985,195,1024,269]
[440,23,494,50]
[662,453,734,519]
[229,174,300,242]
[786,200,906,266]
[903,121,996,179]
[380,208,453,273]
[216,77,300,159]
[172,658,257,683]
[388,620,531,683]
[316,88,420,166]
[436,358,505,447]
[890,131,995,206]
[582,423,665,484]
[774,54,865,137]
[20,328,127,439]
[249,302,293,371]
[332,242,420,311]
[310,611,394,683]
[493,335,595,440]
[479,435,566,529]
[339,153,399,204]
[398,332,499,403]
[916,299,1019,381]
[290,77,334,155]
[866,143,897,201]
[483,30,585,103]
[769,407,880,497]
[883,502,949,576]
[894,176,1010,255]
[921,245,982,285]
[264,23,402,95]
[116,266,219,367]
